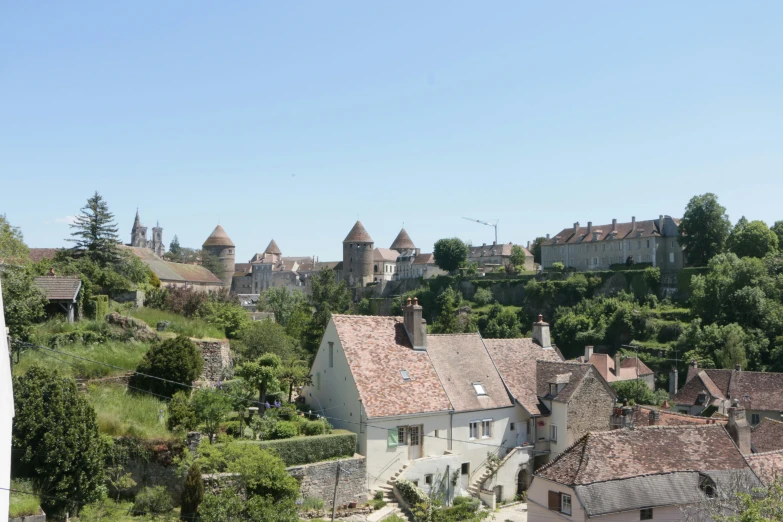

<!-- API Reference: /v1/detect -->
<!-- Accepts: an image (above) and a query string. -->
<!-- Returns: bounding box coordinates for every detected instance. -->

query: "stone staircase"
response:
[467,446,524,499]
[367,463,413,522]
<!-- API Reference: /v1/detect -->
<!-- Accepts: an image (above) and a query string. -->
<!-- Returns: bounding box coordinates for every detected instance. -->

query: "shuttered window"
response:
[387,429,398,448]
[548,491,561,510]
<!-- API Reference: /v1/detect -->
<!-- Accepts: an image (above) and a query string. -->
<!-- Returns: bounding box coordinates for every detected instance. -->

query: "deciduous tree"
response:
[0,215,29,264]
[678,193,731,266]
[1,266,47,341]
[433,238,469,273]
[728,218,779,259]
[238,353,282,404]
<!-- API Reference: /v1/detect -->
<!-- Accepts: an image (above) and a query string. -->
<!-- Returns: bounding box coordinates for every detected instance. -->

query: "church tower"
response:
[151,221,164,257]
[342,221,374,287]
[130,210,148,248]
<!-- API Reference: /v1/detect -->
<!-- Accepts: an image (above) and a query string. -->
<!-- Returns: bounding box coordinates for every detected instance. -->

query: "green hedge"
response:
[247,430,356,466]
[90,295,109,320]
[609,262,653,271]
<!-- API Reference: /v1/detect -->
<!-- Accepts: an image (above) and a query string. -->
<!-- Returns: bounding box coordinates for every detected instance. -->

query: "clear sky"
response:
[2,2,782,262]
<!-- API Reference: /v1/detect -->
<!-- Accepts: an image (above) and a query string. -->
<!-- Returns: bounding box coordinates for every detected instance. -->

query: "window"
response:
[602,243,606,251]
[316,372,321,390]
[401,369,410,381]
[637,241,641,249]
[509,422,515,431]
[752,413,761,425]
[434,430,439,438]
[469,421,480,439]
[473,383,487,396]
[461,463,469,475]
[669,252,675,263]
[646,240,650,248]
[425,474,433,485]
[561,494,572,515]
[640,508,653,520]
[550,424,558,442]
[549,383,558,396]
[482,419,493,438]
[328,342,334,368]
[412,480,419,487]
[398,426,408,445]
[671,240,676,248]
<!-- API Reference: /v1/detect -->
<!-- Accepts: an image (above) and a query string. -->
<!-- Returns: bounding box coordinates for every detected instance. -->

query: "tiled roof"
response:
[332,315,450,418]
[412,253,436,265]
[536,361,595,402]
[619,357,654,377]
[28,248,60,263]
[343,221,373,243]
[483,338,563,415]
[746,449,783,486]
[677,368,783,412]
[752,418,783,453]
[468,243,531,259]
[672,370,726,406]
[233,263,252,277]
[127,247,222,284]
[390,229,416,250]
[426,333,513,412]
[582,354,654,381]
[536,425,749,486]
[202,225,235,247]
[633,406,727,427]
[264,240,281,255]
[542,217,679,246]
[34,276,81,301]
[373,248,399,263]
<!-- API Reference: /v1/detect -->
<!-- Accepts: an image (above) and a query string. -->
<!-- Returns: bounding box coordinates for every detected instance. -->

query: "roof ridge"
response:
[746,448,783,457]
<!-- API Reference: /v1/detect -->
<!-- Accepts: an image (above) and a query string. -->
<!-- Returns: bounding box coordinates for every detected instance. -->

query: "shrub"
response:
[278,402,298,420]
[223,420,243,438]
[90,294,110,320]
[167,390,197,432]
[472,287,493,306]
[374,490,384,501]
[371,498,387,510]
[395,479,431,511]
[132,486,173,515]
[270,420,298,440]
[250,430,357,466]
[302,418,330,436]
[180,463,204,520]
[128,335,203,399]
[301,497,325,511]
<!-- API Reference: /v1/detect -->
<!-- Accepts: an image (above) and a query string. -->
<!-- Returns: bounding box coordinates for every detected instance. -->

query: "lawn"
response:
[130,308,225,339]
[9,480,41,518]
[87,383,174,440]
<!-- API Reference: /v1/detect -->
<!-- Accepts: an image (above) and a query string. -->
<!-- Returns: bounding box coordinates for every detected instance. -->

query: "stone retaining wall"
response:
[287,454,367,507]
[191,338,232,383]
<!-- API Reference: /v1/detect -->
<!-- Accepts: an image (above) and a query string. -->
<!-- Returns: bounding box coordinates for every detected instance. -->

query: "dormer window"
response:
[696,392,708,405]
[473,383,487,396]
[401,370,411,381]
[549,383,558,396]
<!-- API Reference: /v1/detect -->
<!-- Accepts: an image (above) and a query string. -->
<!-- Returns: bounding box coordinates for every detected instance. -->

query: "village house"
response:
[576,346,655,389]
[468,242,534,272]
[528,416,764,522]
[540,215,684,272]
[126,246,223,292]
[302,306,616,504]
[672,361,783,426]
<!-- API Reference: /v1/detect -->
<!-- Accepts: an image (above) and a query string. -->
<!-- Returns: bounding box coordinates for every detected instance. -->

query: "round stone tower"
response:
[342,221,374,287]
[202,225,235,288]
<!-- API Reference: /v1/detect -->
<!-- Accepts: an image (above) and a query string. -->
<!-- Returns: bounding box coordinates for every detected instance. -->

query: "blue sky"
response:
[2,2,782,262]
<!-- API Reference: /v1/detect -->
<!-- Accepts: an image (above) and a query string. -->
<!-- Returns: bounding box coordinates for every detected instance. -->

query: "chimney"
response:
[584,345,594,362]
[403,297,427,351]
[614,352,622,376]
[532,314,551,349]
[659,215,664,228]
[546,233,550,240]
[48,267,56,277]
[527,241,530,249]
[631,216,636,231]
[587,221,593,236]
[727,400,751,455]
[649,409,661,426]
[691,360,698,369]
[735,363,742,371]
[612,218,617,232]
[669,367,678,396]
[574,222,579,234]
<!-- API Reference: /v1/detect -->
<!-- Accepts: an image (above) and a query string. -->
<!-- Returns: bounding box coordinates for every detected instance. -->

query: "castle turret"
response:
[390,228,418,256]
[131,210,148,248]
[151,221,164,257]
[342,221,374,287]
[202,225,236,288]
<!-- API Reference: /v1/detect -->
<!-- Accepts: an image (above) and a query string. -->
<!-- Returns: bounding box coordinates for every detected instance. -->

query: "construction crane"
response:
[463,217,499,244]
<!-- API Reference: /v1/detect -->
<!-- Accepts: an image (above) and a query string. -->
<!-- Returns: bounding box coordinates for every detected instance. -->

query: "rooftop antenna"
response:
[462,217,499,244]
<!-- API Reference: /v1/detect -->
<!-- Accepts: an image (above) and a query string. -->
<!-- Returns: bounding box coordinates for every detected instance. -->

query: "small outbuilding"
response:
[34,269,82,323]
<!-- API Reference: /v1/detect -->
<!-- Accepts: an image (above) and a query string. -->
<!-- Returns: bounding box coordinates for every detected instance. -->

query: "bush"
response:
[180,463,204,520]
[302,418,330,436]
[132,486,173,515]
[396,479,431,521]
[250,430,357,466]
[90,294,110,320]
[270,420,299,440]
[128,335,203,399]
[374,490,385,501]
[167,390,197,432]
[472,287,493,306]
[223,420,243,438]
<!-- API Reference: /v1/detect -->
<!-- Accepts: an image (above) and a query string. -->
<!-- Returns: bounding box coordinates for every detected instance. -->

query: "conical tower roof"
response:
[343,221,373,243]
[264,239,282,254]
[390,228,415,250]
[203,224,235,248]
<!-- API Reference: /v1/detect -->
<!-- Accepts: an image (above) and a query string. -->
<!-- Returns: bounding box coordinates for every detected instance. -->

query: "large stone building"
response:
[342,221,375,287]
[202,225,236,288]
[129,210,164,257]
[540,215,684,272]
[468,242,534,272]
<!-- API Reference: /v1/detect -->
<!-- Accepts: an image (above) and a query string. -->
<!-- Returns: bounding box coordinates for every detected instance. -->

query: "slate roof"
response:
[633,406,727,427]
[426,333,513,412]
[675,368,783,412]
[343,221,373,243]
[542,217,675,246]
[127,247,222,284]
[28,248,60,263]
[390,229,416,250]
[373,248,400,263]
[332,315,450,418]
[483,338,563,415]
[233,263,252,277]
[536,425,750,486]
[752,418,783,453]
[34,276,81,301]
[264,240,281,254]
[202,225,235,247]
[412,253,436,265]
[746,449,783,486]
[536,361,596,402]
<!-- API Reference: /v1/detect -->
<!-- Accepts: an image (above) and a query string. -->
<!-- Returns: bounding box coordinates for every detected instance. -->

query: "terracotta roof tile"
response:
[752,418,783,453]
[746,449,783,486]
[390,229,416,250]
[202,225,235,247]
[343,221,373,243]
[619,357,654,377]
[483,338,562,415]
[426,334,512,412]
[28,248,60,263]
[536,425,748,485]
[333,315,451,418]
[412,253,436,265]
[543,218,666,246]
[536,361,595,402]
[373,248,399,262]
[672,371,725,406]
[126,246,222,284]
[34,276,81,301]
[634,406,727,427]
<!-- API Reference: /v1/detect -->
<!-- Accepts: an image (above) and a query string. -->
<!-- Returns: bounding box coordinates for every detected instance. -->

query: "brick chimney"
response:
[614,352,622,376]
[546,233,550,240]
[532,314,551,349]
[587,221,593,236]
[403,297,427,351]
[48,267,56,277]
[631,216,636,232]
[573,222,579,234]
[584,345,594,362]
[669,367,678,396]
[648,409,661,426]
[727,400,751,455]
[612,218,617,232]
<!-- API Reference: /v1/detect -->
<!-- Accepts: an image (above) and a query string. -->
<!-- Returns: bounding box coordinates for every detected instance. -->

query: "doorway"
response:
[408,425,421,460]
[517,469,529,497]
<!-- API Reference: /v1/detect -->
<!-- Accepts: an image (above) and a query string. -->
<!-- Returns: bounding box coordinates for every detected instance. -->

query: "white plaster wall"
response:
[399,453,465,499]
[549,401,569,457]
[482,447,533,502]
[0,280,13,522]
[527,478,584,521]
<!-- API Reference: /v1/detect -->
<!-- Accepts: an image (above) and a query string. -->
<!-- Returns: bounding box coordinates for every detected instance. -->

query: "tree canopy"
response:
[728,218,779,259]
[509,245,528,269]
[261,287,306,326]
[433,238,469,273]
[1,266,47,340]
[128,335,204,399]
[0,215,29,264]
[678,193,732,266]
[68,191,121,266]
[530,237,546,265]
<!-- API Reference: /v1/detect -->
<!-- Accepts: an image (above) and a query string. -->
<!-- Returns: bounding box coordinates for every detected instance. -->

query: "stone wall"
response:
[191,338,232,383]
[287,454,367,507]
[566,367,615,443]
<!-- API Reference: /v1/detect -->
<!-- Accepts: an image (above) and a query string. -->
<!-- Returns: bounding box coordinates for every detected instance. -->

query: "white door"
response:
[408,425,421,460]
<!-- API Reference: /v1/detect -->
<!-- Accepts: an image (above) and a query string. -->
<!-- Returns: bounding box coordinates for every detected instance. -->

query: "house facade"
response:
[468,242,534,271]
[541,215,684,272]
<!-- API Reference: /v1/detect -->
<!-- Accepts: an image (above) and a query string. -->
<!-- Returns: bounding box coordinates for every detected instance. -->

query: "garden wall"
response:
[191,338,231,383]
[287,454,367,507]
[249,431,357,466]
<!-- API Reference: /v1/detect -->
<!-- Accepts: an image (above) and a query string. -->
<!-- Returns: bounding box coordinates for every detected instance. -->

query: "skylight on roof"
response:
[473,383,487,396]
[401,370,410,381]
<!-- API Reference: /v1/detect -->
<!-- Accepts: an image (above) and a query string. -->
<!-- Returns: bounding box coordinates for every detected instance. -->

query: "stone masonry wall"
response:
[567,368,615,443]
[287,454,367,507]
[191,338,232,383]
